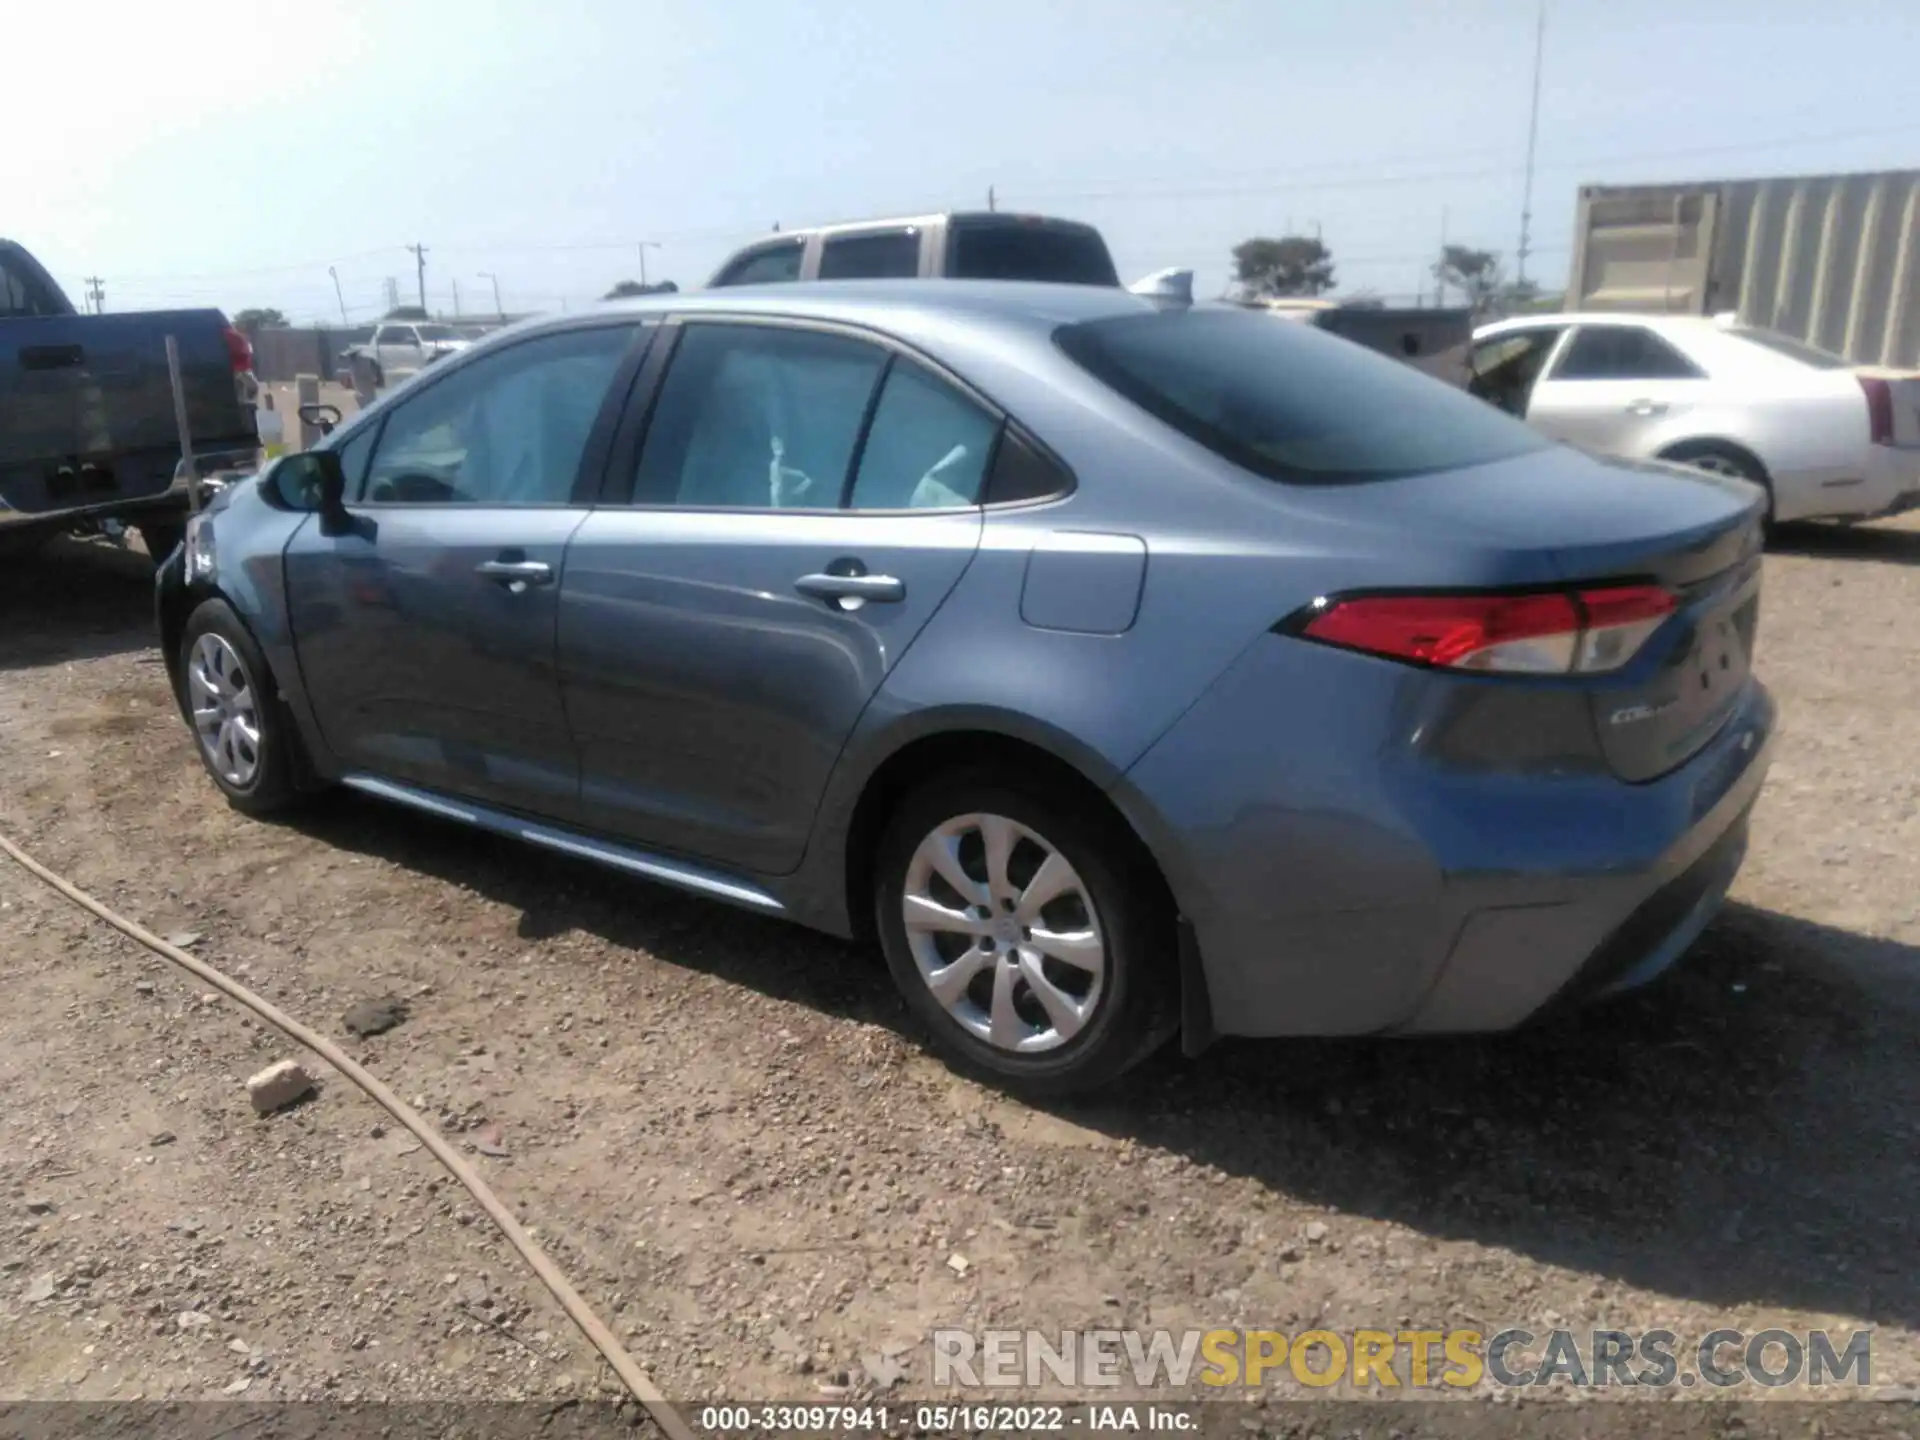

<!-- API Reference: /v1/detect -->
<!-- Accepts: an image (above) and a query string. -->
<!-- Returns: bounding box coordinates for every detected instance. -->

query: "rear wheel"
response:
[178,599,303,814]
[873,769,1173,1095]
[1661,441,1774,533]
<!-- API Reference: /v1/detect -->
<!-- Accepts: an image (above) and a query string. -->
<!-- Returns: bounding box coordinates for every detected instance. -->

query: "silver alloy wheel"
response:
[900,812,1107,1054]
[187,633,263,789]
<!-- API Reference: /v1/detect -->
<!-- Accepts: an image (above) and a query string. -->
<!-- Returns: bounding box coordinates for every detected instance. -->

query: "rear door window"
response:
[848,362,999,509]
[1059,308,1547,484]
[1552,326,1705,380]
[710,240,805,287]
[948,220,1119,286]
[632,324,887,509]
[819,230,921,280]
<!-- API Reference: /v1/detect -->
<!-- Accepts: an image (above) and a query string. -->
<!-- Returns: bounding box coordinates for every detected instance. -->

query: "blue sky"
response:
[5,0,1916,322]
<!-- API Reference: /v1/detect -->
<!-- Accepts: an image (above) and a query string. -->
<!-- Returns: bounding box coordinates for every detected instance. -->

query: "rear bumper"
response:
[1794,446,1920,522]
[1115,639,1775,1040]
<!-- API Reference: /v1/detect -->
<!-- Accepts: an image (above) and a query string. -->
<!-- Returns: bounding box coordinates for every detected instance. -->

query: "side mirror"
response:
[265,450,349,531]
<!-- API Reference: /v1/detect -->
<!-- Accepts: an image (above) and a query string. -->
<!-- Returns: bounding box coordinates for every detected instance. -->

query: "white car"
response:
[1469,313,1920,525]
[366,322,471,382]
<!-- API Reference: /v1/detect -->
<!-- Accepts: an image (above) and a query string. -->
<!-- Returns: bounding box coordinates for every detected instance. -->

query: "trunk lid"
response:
[1314,444,1765,782]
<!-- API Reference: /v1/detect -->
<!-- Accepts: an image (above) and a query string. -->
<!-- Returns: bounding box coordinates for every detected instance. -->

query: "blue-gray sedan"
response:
[158,282,1774,1094]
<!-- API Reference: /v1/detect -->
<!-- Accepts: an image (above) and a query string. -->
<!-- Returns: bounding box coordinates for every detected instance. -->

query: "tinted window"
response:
[1467,327,1564,415]
[819,230,921,280]
[1729,326,1849,370]
[1553,326,1704,380]
[0,250,62,317]
[634,324,885,509]
[1059,308,1547,484]
[416,324,458,341]
[360,325,633,505]
[712,241,804,287]
[849,362,998,509]
[378,327,418,347]
[949,221,1119,286]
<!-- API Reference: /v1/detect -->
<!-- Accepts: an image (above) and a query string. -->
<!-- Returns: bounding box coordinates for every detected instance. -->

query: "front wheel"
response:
[178,599,303,814]
[873,770,1173,1096]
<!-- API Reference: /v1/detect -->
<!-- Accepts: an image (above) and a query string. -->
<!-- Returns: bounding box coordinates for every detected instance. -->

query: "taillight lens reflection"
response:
[1300,585,1677,675]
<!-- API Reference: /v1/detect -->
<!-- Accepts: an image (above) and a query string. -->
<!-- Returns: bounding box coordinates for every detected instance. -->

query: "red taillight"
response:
[1300,584,1676,675]
[222,324,254,374]
[1860,376,1895,446]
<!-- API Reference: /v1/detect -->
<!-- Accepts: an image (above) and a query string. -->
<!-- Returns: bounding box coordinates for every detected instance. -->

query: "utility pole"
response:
[636,241,661,286]
[383,277,399,312]
[406,242,428,310]
[1517,0,1546,286]
[84,276,104,313]
[451,278,461,317]
[328,266,348,324]
[479,272,502,318]
[987,185,996,213]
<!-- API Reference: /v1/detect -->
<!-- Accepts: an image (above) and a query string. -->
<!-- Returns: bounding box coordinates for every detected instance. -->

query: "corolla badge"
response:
[1610,699,1677,726]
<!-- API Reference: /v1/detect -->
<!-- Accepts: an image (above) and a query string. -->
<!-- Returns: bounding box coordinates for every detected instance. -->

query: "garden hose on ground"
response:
[0,828,696,1440]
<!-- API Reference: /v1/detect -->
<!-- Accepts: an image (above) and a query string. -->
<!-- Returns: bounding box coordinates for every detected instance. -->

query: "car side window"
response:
[1467,328,1563,416]
[632,324,886,509]
[1552,326,1704,381]
[358,325,635,505]
[711,240,805,287]
[819,230,921,281]
[848,361,998,509]
[380,327,418,348]
[0,251,62,317]
[329,421,379,498]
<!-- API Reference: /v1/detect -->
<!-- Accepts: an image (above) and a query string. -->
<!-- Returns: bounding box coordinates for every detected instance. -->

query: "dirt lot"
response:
[3,523,1919,1428]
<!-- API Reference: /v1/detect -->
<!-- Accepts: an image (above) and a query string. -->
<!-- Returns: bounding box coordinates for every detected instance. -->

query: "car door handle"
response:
[1626,398,1669,416]
[476,559,553,593]
[795,572,905,605]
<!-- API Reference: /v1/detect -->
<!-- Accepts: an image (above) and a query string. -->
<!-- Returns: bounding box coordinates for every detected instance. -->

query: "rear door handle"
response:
[795,572,905,607]
[1626,398,1669,416]
[476,558,553,594]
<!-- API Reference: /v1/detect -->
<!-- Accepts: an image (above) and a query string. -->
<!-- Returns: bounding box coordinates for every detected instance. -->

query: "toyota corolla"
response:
[158,281,1774,1094]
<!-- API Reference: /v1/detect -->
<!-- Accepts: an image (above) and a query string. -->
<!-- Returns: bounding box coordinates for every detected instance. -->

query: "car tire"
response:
[1661,441,1774,533]
[177,598,303,815]
[873,767,1174,1096]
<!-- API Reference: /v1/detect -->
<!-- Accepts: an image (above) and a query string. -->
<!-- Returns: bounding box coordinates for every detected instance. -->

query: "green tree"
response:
[231,307,288,334]
[1231,236,1336,298]
[1432,246,1520,317]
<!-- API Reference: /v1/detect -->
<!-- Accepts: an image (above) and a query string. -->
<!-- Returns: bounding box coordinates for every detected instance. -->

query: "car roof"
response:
[572,279,1160,342]
[731,212,1099,244]
[1475,312,1724,338]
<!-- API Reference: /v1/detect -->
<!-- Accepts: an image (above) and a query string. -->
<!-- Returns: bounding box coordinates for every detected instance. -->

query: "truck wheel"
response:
[136,520,185,565]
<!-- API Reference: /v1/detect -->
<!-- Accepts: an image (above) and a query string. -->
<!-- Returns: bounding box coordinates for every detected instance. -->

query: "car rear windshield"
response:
[948,221,1119,287]
[1727,326,1849,370]
[1057,308,1547,484]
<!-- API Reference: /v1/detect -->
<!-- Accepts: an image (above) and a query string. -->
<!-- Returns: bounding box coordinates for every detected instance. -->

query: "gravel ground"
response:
[2,524,1918,1432]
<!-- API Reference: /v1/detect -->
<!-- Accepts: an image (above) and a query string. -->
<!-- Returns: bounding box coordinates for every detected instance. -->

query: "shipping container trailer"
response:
[1567,169,1920,368]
